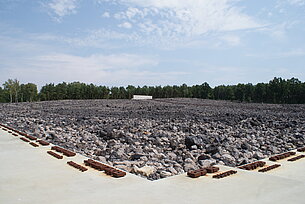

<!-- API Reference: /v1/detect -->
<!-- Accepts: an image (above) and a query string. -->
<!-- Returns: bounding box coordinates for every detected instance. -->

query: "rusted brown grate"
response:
[25,135,37,141]
[297,147,305,152]
[269,152,296,161]
[287,155,305,162]
[29,142,39,147]
[47,151,63,159]
[67,161,88,172]
[17,131,28,137]
[205,166,220,173]
[187,169,207,178]
[84,159,126,178]
[37,140,50,146]
[20,137,30,143]
[238,161,266,170]
[51,146,76,157]
[212,170,237,179]
[258,164,281,172]
[187,166,220,178]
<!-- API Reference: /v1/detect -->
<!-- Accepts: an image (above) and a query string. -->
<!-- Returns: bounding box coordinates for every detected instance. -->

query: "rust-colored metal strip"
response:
[258,164,281,172]
[47,151,63,159]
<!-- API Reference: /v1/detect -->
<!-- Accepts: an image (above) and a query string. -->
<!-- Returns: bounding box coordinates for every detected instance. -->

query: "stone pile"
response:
[0,98,304,180]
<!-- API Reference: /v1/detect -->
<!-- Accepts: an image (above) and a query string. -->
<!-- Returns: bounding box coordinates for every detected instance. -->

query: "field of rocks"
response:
[0,98,304,180]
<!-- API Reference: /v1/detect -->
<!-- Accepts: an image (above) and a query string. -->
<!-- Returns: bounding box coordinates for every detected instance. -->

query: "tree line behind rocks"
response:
[0,77,304,104]
[0,79,38,103]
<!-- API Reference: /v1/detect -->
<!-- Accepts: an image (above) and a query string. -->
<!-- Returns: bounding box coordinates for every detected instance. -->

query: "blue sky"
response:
[0,0,305,88]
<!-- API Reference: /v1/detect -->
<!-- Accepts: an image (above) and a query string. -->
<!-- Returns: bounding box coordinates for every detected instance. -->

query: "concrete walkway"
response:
[0,128,304,204]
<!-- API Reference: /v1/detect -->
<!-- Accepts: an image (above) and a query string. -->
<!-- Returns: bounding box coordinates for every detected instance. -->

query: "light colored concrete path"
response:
[0,128,305,204]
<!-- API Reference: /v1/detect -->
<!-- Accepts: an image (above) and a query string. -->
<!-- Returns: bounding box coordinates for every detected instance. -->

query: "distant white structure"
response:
[132,95,153,100]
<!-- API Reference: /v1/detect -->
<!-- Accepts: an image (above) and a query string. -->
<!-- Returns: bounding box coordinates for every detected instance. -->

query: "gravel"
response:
[0,98,304,180]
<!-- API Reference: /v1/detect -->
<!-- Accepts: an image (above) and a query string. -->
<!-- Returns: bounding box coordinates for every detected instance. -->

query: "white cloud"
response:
[246,49,305,58]
[95,0,262,48]
[39,0,263,48]
[124,7,146,19]
[118,22,132,29]
[220,35,241,46]
[0,53,163,86]
[46,0,78,21]
[111,0,261,35]
[102,11,110,18]
[275,0,305,14]
[32,29,138,48]
[286,0,305,6]
[30,53,158,71]
[199,66,248,86]
[257,22,293,40]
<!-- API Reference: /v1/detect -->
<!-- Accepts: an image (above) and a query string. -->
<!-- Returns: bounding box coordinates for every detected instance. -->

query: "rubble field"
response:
[0,98,304,180]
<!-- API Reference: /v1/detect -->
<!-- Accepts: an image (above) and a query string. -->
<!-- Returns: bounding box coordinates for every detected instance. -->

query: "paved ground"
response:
[0,128,305,204]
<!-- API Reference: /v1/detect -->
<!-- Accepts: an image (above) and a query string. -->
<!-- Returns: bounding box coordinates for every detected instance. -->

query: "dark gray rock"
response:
[130,154,145,161]
[185,135,209,149]
[197,154,211,161]
[205,144,219,155]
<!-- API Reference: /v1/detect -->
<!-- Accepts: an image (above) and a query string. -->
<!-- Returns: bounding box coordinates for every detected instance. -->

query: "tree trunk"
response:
[9,91,12,103]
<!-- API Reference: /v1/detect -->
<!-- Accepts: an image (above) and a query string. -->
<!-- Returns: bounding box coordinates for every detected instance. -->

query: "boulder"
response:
[184,163,196,172]
[185,135,209,149]
[133,166,156,177]
[160,171,172,178]
[197,154,211,161]
[205,144,219,155]
[130,154,145,160]
[198,159,216,168]
[222,154,235,165]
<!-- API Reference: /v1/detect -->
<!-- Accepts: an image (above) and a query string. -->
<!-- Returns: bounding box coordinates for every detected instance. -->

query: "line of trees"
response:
[213,77,305,103]
[38,82,213,101]
[0,77,304,104]
[0,79,38,103]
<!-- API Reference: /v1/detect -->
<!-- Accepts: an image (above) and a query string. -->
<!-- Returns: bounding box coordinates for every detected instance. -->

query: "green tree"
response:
[55,82,68,100]
[234,84,245,102]
[3,79,14,103]
[180,84,190,98]
[3,79,20,103]
[98,86,110,99]
[244,83,254,102]
[253,83,267,103]
[110,87,119,99]
[22,83,38,102]
[126,85,136,99]
[200,82,212,99]
[40,83,56,101]
[0,87,8,103]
